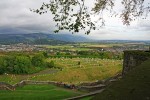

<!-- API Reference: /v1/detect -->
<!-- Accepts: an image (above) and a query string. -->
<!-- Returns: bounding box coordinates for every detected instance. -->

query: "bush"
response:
[0,57,5,74]
[32,53,45,67]
[47,61,55,68]
[78,61,80,65]
[13,56,31,74]
[0,53,49,74]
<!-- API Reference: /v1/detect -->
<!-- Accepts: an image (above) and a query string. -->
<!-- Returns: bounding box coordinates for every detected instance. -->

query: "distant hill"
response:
[0,33,91,44]
[0,33,149,45]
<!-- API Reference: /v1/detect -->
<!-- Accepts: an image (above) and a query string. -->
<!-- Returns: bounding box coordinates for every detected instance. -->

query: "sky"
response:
[0,0,150,40]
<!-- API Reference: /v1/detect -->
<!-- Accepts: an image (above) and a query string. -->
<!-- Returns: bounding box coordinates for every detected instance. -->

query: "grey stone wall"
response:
[0,82,15,90]
[122,50,150,75]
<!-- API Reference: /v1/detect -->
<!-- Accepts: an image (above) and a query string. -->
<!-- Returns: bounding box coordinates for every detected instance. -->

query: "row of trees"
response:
[77,51,123,59]
[0,53,54,74]
[52,51,123,60]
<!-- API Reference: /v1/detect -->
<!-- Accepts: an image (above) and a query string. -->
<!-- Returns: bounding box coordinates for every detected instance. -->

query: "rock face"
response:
[122,50,150,75]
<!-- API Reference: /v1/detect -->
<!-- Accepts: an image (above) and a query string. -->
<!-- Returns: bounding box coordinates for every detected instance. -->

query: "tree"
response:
[3,56,16,73]
[31,0,150,34]
[14,56,31,74]
[0,55,32,74]
[48,60,55,68]
[31,53,45,67]
[0,57,6,74]
[43,52,49,58]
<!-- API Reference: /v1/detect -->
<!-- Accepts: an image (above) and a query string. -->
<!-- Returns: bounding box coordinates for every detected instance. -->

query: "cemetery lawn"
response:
[0,58,122,85]
[0,84,82,100]
[31,58,122,84]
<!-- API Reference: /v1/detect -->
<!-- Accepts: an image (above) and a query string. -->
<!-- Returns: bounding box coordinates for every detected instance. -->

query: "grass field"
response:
[42,43,126,51]
[0,84,82,100]
[0,58,122,85]
[31,58,122,84]
[92,59,150,100]
[43,45,92,51]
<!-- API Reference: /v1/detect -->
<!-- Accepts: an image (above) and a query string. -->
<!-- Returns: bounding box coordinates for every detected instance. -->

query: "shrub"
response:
[32,53,45,67]
[48,60,55,68]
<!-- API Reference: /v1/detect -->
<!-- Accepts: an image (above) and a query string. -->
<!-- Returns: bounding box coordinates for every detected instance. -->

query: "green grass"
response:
[0,68,59,85]
[0,58,122,85]
[31,58,122,84]
[43,45,92,51]
[92,59,150,100]
[0,84,82,100]
[80,96,94,100]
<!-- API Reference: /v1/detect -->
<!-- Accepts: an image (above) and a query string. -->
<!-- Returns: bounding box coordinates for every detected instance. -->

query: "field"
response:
[42,43,124,51]
[0,58,122,100]
[32,58,122,84]
[0,84,82,100]
[0,58,122,85]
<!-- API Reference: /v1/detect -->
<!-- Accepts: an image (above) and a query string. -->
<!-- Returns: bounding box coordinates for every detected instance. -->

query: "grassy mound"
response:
[0,84,82,100]
[92,59,150,100]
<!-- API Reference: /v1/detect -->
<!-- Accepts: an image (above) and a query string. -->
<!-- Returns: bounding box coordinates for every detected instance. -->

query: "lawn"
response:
[32,58,122,84]
[0,58,122,85]
[0,84,82,100]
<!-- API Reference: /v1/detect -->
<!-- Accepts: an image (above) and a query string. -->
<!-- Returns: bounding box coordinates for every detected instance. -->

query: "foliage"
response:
[78,61,81,65]
[31,0,150,34]
[0,53,47,74]
[124,50,150,57]
[13,56,31,74]
[76,51,123,59]
[43,52,48,58]
[0,57,5,74]
[0,56,31,74]
[48,60,55,68]
[31,0,96,34]
[0,58,122,84]
[31,53,45,67]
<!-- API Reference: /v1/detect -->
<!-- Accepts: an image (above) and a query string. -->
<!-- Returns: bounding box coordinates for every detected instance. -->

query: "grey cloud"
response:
[0,0,150,40]
[0,0,53,34]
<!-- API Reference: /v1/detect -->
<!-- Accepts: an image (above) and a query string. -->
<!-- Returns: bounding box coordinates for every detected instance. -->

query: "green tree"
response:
[3,56,16,73]
[0,57,6,74]
[14,56,31,74]
[32,53,45,67]
[43,52,49,58]
[48,60,55,68]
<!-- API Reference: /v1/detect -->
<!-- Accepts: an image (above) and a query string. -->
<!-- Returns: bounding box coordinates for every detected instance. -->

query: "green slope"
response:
[92,59,150,100]
[0,84,82,100]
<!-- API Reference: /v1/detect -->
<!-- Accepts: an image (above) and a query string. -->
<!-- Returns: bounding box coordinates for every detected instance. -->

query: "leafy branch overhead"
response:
[31,0,150,34]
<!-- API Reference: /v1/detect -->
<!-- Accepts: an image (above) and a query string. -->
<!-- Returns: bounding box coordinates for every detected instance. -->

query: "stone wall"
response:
[122,50,150,75]
[0,80,78,91]
[0,82,15,91]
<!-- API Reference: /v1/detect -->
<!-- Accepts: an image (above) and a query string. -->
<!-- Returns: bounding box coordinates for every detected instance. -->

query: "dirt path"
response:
[32,69,59,76]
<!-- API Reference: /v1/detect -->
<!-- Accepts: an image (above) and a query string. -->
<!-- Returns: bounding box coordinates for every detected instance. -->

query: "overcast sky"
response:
[0,0,150,40]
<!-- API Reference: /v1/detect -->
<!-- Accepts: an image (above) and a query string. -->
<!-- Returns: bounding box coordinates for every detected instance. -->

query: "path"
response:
[64,89,105,100]
[32,69,59,76]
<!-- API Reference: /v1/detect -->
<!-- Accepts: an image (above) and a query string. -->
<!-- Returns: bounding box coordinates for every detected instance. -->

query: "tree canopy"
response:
[31,0,150,34]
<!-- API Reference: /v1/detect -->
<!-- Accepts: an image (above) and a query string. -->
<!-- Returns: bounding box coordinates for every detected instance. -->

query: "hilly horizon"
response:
[0,33,92,44]
[0,33,150,45]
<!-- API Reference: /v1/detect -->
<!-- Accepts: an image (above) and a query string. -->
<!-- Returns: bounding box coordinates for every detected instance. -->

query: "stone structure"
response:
[0,82,15,91]
[122,50,150,75]
[0,80,78,91]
